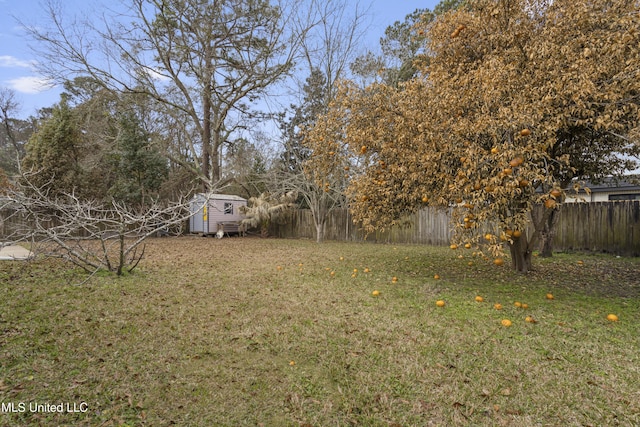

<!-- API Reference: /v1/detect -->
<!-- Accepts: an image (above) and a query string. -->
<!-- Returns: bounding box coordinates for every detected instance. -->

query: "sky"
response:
[0,0,441,119]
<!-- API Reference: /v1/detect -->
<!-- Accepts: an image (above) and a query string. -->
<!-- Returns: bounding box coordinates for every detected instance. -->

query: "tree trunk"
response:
[538,207,560,257]
[211,132,220,184]
[260,220,269,238]
[508,234,534,272]
[202,93,212,191]
[311,197,327,243]
[117,225,125,276]
[532,203,562,258]
[315,220,325,243]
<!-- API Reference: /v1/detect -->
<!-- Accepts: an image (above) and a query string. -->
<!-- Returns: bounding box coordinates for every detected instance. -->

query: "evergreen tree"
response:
[279,68,329,174]
[22,100,86,197]
[109,111,168,209]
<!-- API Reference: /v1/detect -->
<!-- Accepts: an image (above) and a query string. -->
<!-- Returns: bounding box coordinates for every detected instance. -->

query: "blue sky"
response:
[0,0,440,118]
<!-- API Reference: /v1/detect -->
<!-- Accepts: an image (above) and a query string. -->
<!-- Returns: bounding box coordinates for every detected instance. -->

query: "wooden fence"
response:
[269,201,640,256]
[4,201,639,255]
[553,201,640,255]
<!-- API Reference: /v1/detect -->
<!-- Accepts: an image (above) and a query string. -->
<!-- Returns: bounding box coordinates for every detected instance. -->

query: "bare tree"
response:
[25,0,315,191]
[2,169,199,280]
[0,88,19,153]
[297,0,371,105]
[0,87,32,175]
[275,0,371,242]
[269,167,347,242]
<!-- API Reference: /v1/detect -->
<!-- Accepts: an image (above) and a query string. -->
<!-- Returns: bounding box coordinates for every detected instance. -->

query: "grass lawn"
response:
[1,236,639,426]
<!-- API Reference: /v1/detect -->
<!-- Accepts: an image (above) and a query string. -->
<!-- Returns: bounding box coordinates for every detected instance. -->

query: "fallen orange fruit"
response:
[372,290,380,296]
[546,293,554,300]
[606,314,619,322]
[475,296,484,302]
[494,303,503,310]
[501,319,512,327]
[436,300,445,307]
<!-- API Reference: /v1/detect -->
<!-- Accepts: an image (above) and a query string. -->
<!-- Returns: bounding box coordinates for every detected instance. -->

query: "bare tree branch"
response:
[1,166,205,279]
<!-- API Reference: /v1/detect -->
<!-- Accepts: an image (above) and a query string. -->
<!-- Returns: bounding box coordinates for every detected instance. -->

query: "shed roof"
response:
[194,193,247,202]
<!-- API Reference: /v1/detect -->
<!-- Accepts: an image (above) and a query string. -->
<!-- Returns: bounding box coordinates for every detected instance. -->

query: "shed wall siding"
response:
[207,200,245,233]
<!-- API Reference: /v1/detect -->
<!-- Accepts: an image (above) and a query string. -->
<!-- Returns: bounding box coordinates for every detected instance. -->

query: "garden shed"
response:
[189,194,247,236]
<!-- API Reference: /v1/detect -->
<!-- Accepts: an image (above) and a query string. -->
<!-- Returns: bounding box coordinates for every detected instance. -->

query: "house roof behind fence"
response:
[569,176,640,193]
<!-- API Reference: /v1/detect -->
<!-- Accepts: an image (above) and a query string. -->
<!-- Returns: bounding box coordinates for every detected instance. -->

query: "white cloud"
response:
[6,76,55,94]
[137,65,171,82]
[148,68,171,82]
[0,55,36,69]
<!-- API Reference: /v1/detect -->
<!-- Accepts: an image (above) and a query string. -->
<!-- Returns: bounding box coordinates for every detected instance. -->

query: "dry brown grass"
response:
[1,236,639,426]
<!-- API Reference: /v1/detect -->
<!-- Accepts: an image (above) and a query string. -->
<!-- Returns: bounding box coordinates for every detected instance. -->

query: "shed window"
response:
[224,202,234,215]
